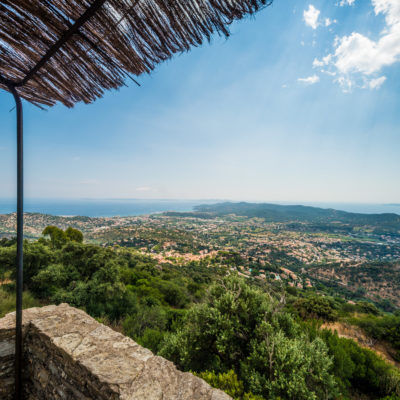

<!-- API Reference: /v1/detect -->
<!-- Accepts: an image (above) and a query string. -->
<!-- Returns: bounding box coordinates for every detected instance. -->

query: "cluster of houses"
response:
[235,265,313,289]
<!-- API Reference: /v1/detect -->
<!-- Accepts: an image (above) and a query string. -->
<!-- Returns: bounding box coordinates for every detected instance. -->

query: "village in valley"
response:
[2,207,400,308]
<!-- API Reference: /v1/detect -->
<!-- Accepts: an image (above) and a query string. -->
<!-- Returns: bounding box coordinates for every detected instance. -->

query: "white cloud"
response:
[298,75,320,85]
[335,76,354,92]
[313,54,332,67]
[321,69,337,76]
[303,6,336,31]
[338,0,355,6]
[313,0,400,90]
[367,75,387,89]
[136,186,152,192]
[313,59,324,68]
[324,18,337,26]
[304,5,320,29]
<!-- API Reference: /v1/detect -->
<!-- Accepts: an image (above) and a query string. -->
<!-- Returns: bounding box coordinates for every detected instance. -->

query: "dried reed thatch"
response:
[0,0,272,107]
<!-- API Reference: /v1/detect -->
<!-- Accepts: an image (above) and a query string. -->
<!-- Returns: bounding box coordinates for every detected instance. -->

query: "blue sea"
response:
[0,198,399,217]
[0,198,211,217]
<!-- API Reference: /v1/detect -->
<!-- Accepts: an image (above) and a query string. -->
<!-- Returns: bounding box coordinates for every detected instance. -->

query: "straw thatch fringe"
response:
[0,0,272,107]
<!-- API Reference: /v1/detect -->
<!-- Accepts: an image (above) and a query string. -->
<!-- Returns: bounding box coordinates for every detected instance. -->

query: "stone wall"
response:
[0,315,15,399]
[0,304,231,400]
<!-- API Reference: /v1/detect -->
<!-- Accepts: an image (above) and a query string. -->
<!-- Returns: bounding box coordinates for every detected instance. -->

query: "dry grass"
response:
[322,321,400,368]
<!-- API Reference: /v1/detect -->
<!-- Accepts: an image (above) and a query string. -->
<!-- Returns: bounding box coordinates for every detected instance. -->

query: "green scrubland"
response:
[0,228,399,400]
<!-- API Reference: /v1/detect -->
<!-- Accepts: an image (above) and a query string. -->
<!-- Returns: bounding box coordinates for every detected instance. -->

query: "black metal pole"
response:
[7,85,23,400]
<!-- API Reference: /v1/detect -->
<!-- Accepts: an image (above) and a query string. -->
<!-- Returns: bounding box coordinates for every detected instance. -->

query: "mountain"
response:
[193,202,400,231]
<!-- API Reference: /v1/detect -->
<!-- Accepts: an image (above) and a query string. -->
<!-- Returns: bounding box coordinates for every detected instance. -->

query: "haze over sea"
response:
[0,198,399,218]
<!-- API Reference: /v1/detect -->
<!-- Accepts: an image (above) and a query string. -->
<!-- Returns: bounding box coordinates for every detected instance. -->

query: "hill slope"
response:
[194,202,400,232]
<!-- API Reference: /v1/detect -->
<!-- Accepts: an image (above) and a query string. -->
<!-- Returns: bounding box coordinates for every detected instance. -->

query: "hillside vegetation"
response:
[1,227,400,399]
[194,202,400,233]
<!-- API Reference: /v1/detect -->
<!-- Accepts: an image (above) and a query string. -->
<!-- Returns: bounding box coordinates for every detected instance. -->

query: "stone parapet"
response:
[0,304,231,400]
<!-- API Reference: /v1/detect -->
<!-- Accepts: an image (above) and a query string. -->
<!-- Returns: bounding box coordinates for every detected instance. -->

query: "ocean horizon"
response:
[0,198,212,218]
[0,198,400,217]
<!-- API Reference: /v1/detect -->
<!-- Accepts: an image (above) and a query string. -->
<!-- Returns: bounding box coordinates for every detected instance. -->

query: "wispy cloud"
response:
[324,18,337,27]
[338,0,355,6]
[366,76,387,89]
[298,75,320,85]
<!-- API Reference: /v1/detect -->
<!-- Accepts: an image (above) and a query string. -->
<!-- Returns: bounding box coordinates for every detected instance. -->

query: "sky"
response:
[1,0,400,203]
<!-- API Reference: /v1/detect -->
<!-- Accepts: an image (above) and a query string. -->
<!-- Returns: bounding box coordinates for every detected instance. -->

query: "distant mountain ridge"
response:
[193,202,400,230]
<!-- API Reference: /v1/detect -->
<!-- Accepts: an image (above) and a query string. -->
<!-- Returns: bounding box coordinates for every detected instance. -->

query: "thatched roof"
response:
[0,0,272,108]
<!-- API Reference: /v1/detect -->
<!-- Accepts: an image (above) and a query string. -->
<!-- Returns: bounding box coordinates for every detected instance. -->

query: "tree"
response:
[42,226,67,249]
[65,227,84,243]
[123,305,167,339]
[293,295,338,321]
[42,226,84,248]
[160,276,338,399]
[244,325,337,399]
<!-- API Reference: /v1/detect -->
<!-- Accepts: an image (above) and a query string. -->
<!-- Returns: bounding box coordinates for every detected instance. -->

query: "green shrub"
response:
[0,287,42,318]
[4,230,398,400]
[320,328,400,397]
[356,301,381,316]
[160,276,338,399]
[137,328,165,353]
[123,305,167,339]
[196,370,244,399]
[354,315,400,361]
[195,370,263,400]
[293,295,338,321]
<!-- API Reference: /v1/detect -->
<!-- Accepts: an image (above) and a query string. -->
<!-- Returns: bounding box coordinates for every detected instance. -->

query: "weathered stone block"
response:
[0,304,232,400]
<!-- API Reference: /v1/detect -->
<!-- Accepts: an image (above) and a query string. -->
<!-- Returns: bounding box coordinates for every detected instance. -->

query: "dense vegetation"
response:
[0,227,399,399]
[351,314,400,362]
[195,202,400,233]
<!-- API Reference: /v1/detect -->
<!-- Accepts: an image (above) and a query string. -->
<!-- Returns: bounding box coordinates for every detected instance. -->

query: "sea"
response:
[0,198,213,217]
[0,198,399,217]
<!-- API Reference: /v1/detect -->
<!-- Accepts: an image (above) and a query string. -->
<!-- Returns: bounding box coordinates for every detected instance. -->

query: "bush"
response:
[156,280,189,308]
[356,301,381,316]
[123,305,167,339]
[0,287,42,318]
[195,370,264,400]
[320,328,400,397]
[196,370,244,399]
[160,276,338,399]
[243,326,337,399]
[137,328,165,353]
[293,295,339,321]
[354,315,400,361]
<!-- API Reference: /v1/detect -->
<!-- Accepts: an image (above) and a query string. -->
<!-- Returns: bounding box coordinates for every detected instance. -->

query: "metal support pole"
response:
[7,85,24,400]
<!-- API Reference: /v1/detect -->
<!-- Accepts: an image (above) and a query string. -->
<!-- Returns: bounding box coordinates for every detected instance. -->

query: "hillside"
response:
[1,203,400,310]
[1,229,399,400]
[194,202,400,233]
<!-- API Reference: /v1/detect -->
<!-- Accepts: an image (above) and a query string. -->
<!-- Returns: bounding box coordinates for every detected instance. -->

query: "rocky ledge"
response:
[0,304,231,400]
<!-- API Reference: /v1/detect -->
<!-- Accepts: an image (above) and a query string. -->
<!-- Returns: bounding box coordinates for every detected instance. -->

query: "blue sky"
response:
[1,0,399,203]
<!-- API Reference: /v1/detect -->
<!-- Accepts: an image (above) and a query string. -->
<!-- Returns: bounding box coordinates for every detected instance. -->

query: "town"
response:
[2,208,399,308]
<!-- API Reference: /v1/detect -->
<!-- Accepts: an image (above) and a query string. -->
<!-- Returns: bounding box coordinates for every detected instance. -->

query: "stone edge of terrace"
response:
[0,303,232,400]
